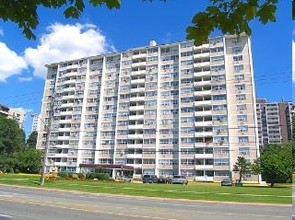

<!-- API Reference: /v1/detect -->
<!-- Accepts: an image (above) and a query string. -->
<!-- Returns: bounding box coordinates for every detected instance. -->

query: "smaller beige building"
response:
[0,104,25,128]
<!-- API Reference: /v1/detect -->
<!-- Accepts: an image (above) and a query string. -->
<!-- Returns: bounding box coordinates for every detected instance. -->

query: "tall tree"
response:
[12,149,43,173]
[0,0,281,45]
[233,156,252,183]
[0,114,25,157]
[26,131,38,149]
[252,143,292,187]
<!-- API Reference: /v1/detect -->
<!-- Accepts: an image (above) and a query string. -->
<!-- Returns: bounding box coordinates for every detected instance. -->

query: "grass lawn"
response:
[0,174,292,204]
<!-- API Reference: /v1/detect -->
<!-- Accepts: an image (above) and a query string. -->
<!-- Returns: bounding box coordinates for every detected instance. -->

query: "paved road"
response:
[0,185,291,220]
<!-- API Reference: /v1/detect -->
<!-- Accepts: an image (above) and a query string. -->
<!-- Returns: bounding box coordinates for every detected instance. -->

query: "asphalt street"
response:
[0,184,291,220]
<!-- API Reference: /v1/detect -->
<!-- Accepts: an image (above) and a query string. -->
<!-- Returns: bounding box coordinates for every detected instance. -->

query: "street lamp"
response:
[31,95,54,186]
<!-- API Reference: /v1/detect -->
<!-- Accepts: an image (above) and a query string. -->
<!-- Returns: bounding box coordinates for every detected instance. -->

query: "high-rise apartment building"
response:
[37,34,260,182]
[0,103,25,128]
[256,99,292,148]
[31,114,41,132]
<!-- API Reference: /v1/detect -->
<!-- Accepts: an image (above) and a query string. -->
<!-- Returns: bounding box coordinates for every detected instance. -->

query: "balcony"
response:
[195,131,213,137]
[130,96,145,102]
[129,106,144,111]
[194,80,211,86]
[193,90,211,96]
[129,115,144,120]
[57,136,70,141]
[194,121,212,127]
[131,61,146,68]
[193,62,210,68]
[132,53,147,59]
[194,165,214,170]
[131,70,146,76]
[131,78,145,84]
[58,127,72,132]
[59,119,72,124]
[128,124,144,130]
[128,134,143,139]
[127,154,143,159]
[194,71,210,77]
[127,144,143,149]
[194,100,211,106]
[193,52,210,59]
[194,110,212,116]
[195,154,213,158]
[130,87,145,93]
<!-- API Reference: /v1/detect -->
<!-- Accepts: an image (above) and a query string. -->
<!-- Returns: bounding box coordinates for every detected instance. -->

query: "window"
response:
[211,75,225,81]
[235,84,245,91]
[212,84,226,91]
[181,107,194,113]
[239,147,250,156]
[210,56,224,63]
[238,125,248,132]
[181,97,194,103]
[237,115,247,122]
[181,117,194,123]
[213,104,227,111]
[236,94,246,101]
[214,136,228,145]
[214,159,229,166]
[232,46,242,54]
[234,65,244,71]
[211,65,225,72]
[145,100,157,106]
[212,95,226,101]
[238,136,249,143]
[212,115,227,122]
[210,47,224,53]
[235,74,244,81]
[233,55,243,62]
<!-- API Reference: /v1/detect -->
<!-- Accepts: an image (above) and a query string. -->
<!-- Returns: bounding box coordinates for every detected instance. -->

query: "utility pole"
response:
[39,95,55,186]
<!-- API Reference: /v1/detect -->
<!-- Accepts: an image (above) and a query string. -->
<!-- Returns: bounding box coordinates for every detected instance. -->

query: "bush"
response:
[78,173,86,180]
[57,172,69,178]
[86,172,110,181]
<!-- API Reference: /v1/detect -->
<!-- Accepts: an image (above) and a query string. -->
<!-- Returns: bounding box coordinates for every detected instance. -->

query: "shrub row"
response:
[57,172,110,181]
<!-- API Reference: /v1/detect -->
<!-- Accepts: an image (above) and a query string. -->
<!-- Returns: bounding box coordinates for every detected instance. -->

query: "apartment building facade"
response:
[256,99,292,148]
[37,34,260,182]
[0,103,25,128]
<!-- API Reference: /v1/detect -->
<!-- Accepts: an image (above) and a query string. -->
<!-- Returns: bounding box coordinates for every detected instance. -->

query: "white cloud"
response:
[13,107,32,114]
[24,23,115,78]
[0,42,27,82]
[18,77,33,82]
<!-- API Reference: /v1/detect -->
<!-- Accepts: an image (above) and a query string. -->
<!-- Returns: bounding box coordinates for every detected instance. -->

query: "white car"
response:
[171,175,188,185]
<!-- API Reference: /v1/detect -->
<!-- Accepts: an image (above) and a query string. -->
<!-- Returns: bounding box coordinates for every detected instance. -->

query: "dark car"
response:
[157,176,169,183]
[221,178,234,186]
[171,175,188,185]
[142,175,158,183]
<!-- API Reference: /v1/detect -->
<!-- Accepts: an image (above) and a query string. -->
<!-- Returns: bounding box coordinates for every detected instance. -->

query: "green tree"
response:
[26,131,38,149]
[233,156,252,183]
[252,143,292,187]
[0,0,281,45]
[0,114,25,157]
[12,149,43,173]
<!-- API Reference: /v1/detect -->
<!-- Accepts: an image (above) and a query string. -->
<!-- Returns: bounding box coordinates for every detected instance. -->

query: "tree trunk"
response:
[270,182,274,188]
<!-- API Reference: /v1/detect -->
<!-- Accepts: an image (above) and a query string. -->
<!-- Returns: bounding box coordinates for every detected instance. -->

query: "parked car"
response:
[157,176,167,183]
[142,175,158,183]
[220,178,234,186]
[171,175,188,185]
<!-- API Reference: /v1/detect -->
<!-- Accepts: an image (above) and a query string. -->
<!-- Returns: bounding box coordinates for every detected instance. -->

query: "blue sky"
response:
[0,0,292,137]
